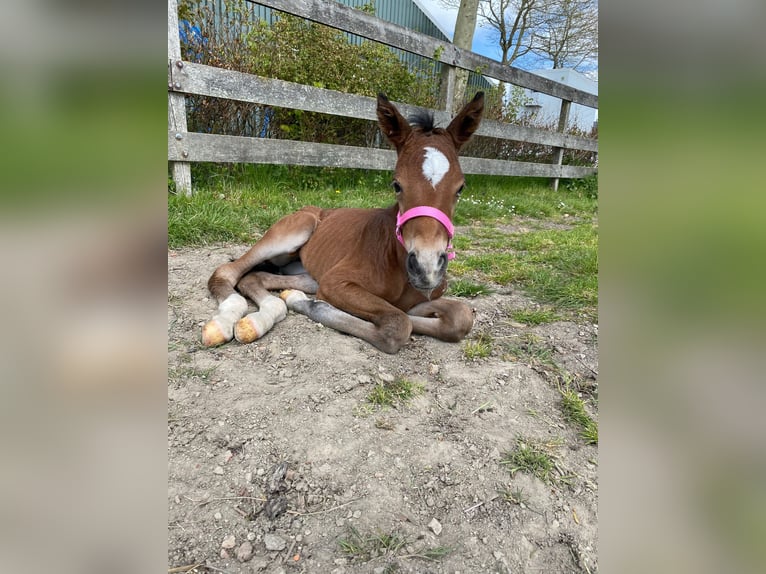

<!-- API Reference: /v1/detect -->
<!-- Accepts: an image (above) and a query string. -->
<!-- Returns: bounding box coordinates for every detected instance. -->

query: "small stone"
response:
[353,510,361,519]
[493,550,504,560]
[236,541,253,562]
[426,497,435,507]
[257,467,266,476]
[357,374,371,384]
[428,518,442,536]
[373,567,386,574]
[428,363,439,376]
[214,512,222,520]
[220,549,229,559]
[245,471,253,483]
[296,534,303,542]
[378,372,395,383]
[334,558,348,565]
[247,532,256,541]
[221,534,236,549]
[263,533,286,551]
[213,466,224,475]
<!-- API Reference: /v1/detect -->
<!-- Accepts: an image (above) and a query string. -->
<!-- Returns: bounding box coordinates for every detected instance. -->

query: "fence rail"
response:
[167,0,598,195]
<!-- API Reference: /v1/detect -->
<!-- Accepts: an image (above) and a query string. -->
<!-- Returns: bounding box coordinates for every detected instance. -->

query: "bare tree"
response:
[531,0,597,70]
[440,0,597,72]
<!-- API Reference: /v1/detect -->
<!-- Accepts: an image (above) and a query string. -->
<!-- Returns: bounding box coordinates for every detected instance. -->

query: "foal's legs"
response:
[202,208,320,347]
[233,271,318,344]
[407,299,474,342]
[281,283,413,354]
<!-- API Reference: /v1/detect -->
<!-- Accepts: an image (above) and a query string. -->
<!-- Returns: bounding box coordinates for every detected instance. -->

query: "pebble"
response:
[493,550,504,560]
[220,549,229,559]
[263,533,286,551]
[247,532,256,541]
[235,541,253,562]
[428,518,443,536]
[353,510,361,519]
[221,534,236,549]
[378,372,395,383]
[245,471,253,483]
[357,374,372,384]
[428,363,439,375]
[213,466,224,475]
[426,497,435,507]
[214,512,222,520]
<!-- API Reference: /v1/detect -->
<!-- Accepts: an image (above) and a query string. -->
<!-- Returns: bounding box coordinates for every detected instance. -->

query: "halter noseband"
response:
[395,206,456,260]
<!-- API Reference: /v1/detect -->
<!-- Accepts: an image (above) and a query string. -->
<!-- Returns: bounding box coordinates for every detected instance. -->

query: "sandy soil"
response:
[168,244,598,574]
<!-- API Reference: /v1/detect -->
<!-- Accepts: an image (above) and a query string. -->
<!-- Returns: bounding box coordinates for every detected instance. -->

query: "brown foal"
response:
[202,92,484,353]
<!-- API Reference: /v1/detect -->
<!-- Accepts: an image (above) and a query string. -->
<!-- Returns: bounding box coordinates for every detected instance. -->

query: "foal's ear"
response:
[446,91,484,151]
[377,93,412,151]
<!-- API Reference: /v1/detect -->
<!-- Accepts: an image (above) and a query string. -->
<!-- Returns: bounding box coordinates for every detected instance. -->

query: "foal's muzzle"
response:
[406,250,448,291]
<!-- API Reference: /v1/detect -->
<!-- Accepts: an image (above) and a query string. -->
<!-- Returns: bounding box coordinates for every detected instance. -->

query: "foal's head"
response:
[377,92,484,292]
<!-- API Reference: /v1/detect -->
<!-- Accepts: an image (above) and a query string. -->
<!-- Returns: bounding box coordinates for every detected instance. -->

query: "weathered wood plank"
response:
[250,0,597,108]
[173,62,598,152]
[168,0,192,196]
[168,132,596,179]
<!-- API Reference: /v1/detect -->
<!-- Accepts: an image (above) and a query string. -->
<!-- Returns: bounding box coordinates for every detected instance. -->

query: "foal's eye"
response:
[456,184,465,197]
[392,181,403,195]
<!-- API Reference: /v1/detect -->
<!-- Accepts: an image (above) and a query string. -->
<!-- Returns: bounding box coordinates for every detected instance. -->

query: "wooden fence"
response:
[168,0,598,196]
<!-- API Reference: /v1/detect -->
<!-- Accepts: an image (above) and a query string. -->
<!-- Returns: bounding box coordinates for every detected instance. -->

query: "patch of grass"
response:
[366,377,424,408]
[447,278,492,297]
[510,307,559,325]
[338,526,450,565]
[338,526,407,560]
[500,436,560,484]
[561,388,598,445]
[503,333,554,366]
[168,166,597,248]
[168,364,217,385]
[463,331,493,359]
[451,224,597,319]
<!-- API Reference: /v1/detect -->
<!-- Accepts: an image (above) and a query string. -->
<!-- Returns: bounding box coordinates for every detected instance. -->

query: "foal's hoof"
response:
[280,289,308,309]
[234,315,265,344]
[201,319,230,347]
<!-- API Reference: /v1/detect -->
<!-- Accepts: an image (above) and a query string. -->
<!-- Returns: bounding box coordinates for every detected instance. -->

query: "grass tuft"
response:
[500,436,560,484]
[510,307,559,325]
[560,388,598,445]
[366,378,424,408]
[447,278,492,297]
[463,331,493,359]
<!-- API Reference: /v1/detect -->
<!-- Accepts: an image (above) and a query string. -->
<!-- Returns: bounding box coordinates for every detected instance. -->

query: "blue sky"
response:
[414,0,598,78]
[413,0,501,61]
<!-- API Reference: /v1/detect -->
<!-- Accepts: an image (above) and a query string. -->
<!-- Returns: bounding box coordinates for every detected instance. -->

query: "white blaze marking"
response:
[422,147,450,187]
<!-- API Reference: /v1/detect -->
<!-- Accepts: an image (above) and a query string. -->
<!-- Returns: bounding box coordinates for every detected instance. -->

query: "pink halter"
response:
[395,206,456,260]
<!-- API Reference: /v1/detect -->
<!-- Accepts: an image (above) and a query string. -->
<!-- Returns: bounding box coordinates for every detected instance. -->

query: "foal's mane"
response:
[408,110,443,135]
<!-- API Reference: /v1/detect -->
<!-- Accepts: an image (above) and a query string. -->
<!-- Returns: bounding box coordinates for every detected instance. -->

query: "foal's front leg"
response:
[407,298,474,342]
[281,285,413,354]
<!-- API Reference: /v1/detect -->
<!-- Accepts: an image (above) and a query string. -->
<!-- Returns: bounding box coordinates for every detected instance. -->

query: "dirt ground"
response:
[168,242,598,574]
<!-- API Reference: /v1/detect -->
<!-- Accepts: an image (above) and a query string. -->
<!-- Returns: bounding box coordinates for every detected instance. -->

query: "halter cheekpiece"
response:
[395,206,456,260]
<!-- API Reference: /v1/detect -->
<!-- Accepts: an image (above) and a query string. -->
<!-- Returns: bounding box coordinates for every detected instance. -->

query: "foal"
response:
[202,92,484,353]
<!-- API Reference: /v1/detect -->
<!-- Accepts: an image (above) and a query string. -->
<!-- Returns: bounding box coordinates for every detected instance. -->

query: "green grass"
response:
[366,377,424,408]
[168,165,597,247]
[338,526,451,565]
[510,308,559,325]
[500,436,560,484]
[463,331,493,359]
[560,388,599,445]
[503,333,554,366]
[446,278,492,297]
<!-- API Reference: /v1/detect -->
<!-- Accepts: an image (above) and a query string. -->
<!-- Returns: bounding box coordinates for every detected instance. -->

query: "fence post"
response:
[549,99,571,191]
[439,63,456,114]
[168,0,192,196]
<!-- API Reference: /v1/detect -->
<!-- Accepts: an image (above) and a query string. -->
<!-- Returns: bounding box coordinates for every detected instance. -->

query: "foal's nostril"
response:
[406,252,421,275]
[438,252,448,271]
